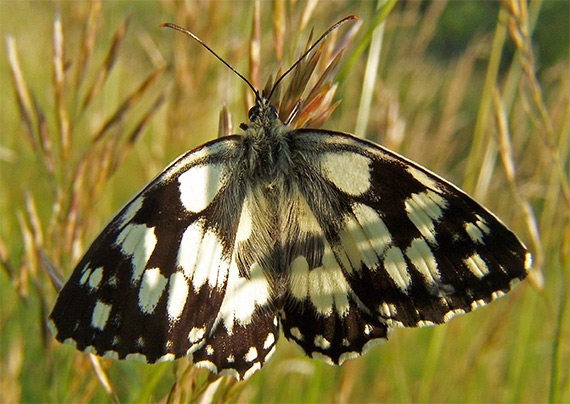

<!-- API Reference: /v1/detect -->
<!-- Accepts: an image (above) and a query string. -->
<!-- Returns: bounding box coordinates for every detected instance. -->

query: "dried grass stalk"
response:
[502,0,570,203]
[53,16,71,161]
[31,93,54,172]
[81,17,130,111]
[88,355,119,403]
[75,0,102,90]
[92,65,165,143]
[6,36,37,151]
[218,104,233,138]
[493,88,544,288]
[272,0,286,61]
[247,0,261,110]
[112,94,166,172]
[300,0,319,31]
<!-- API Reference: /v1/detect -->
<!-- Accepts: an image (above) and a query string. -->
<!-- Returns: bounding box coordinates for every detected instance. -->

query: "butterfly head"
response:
[240,97,281,131]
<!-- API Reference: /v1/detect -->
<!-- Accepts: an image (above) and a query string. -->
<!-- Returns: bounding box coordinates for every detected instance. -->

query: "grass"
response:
[1,0,568,402]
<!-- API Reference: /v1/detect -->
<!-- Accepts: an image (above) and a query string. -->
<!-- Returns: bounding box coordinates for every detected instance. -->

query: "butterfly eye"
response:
[268,105,278,120]
[248,106,260,121]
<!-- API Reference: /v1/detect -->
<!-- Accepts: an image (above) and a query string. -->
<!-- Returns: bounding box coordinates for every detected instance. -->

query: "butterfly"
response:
[48,17,531,381]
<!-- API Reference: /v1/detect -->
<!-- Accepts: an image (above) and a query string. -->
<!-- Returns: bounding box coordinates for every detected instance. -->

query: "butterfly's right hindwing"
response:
[48,136,277,380]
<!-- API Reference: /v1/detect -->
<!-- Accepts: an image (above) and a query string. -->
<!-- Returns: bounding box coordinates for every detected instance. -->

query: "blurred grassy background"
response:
[1,0,568,402]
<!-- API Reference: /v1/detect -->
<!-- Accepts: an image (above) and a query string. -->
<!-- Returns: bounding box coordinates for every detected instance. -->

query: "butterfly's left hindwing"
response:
[49,136,278,380]
[279,130,530,362]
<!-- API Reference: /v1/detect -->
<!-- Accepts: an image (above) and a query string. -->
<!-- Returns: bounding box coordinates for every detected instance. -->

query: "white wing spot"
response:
[217,261,271,332]
[79,266,91,286]
[177,223,202,279]
[117,196,143,227]
[188,327,205,343]
[292,192,322,234]
[263,333,275,350]
[138,268,168,314]
[524,252,533,271]
[243,362,261,380]
[187,342,201,355]
[195,359,217,373]
[338,351,360,364]
[378,302,397,318]
[383,246,411,292]
[471,299,486,309]
[115,224,157,285]
[406,238,440,285]
[443,309,465,322]
[405,190,447,245]
[464,253,490,278]
[465,222,485,244]
[91,300,111,330]
[178,224,229,291]
[235,195,253,242]
[492,290,506,300]
[88,267,103,289]
[417,320,436,327]
[193,230,227,290]
[510,278,521,289]
[83,345,96,354]
[476,215,490,234]
[406,166,439,190]
[289,248,351,316]
[178,163,225,213]
[340,203,392,271]
[290,256,310,300]
[104,351,119,360]
[156,353,175,363]
[227,354,235,363]
[314,335,331,349]
[244,347,258,362]
[167,272,189,322]
[125,353,147,362]
[290,327,303,340]
[205,345,214,355]
[321,152,371,196]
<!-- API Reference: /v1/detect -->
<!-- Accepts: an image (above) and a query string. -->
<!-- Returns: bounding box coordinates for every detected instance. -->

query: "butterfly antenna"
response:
[267,15,358,101]
[161,23,262,104]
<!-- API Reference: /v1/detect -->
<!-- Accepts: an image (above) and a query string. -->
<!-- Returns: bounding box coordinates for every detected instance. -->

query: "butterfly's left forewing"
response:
[281,129,530,362]
[49,136,278,380]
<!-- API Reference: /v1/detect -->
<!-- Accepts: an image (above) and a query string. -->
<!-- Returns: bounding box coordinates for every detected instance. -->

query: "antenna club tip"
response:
[338,15,358,24]
[160,22,178,29]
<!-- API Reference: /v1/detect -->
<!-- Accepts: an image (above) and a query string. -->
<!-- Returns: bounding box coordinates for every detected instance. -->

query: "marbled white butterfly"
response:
[49,16,531,381]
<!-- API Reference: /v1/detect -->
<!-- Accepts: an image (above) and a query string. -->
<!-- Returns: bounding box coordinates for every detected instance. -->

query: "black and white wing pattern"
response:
[277,129,530,365]
[49,116,531,381]
[48,136,279,381]
[49,121,531,381]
